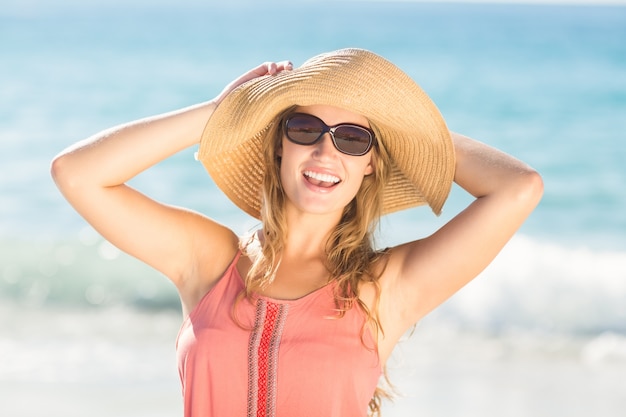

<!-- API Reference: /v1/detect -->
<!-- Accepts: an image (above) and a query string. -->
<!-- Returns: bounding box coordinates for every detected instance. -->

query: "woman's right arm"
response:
[51,61,292,312]
[50,101,240,304]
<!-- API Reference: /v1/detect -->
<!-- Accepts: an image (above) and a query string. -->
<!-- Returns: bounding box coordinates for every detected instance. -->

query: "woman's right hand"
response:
[214,60,293,106]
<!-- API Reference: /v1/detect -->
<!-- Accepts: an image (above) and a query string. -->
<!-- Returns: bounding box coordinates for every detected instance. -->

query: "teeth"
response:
[304,170,341,184]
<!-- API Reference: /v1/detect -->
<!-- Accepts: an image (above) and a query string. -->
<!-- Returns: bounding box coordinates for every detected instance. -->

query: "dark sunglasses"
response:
[283,113,375,156]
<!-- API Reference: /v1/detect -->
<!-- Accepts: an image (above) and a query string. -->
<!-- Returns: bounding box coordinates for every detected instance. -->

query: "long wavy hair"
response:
[242,107,394,416]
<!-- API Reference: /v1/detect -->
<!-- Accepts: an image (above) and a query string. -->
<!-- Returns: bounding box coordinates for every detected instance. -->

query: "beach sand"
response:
[385,328,626,416]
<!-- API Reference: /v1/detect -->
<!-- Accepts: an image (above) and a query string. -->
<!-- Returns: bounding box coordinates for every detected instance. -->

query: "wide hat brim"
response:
[198,48,455,220]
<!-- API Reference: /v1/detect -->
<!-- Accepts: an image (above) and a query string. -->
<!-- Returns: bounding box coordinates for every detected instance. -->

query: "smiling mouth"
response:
[303,170,341,188]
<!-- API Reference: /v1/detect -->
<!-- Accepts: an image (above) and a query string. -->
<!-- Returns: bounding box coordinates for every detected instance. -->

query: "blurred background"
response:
[1,0,625,416]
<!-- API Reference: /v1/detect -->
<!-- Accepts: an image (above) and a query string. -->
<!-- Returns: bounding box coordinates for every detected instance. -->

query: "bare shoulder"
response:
[370,243,423,321]
[360,246,423,363]
[176,210,241,316]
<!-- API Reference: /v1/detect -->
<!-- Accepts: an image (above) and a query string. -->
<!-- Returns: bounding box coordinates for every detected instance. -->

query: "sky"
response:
[351,0,626,4]
[3,0,626,9]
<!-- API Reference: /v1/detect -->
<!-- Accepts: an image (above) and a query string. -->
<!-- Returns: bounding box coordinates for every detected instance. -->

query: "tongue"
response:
[306,177,336,188]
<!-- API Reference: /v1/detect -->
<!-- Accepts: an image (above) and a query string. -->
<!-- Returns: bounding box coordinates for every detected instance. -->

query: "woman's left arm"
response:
[384,132,544,329]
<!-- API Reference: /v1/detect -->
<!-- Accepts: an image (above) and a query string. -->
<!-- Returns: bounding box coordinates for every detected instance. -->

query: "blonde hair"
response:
[242,108,394,416]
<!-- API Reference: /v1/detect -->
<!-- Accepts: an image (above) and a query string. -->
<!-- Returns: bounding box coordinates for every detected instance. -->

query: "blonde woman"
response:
[51,49,543,416]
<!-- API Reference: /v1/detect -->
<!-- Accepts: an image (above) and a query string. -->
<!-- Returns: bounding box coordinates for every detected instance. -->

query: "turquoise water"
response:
[2,0,625,318]
[1,2,626,416]
[2,1,625,244]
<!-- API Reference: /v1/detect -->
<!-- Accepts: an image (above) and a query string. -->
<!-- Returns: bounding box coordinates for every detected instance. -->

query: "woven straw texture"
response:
[198,48,455,219]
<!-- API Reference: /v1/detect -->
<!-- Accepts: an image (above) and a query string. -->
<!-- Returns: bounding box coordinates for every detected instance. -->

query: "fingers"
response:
[260,60,293,76]
[276,60,294,72]
[215,60,294,105]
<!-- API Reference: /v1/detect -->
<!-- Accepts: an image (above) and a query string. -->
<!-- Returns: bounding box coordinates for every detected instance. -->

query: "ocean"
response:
[1,1,625,416]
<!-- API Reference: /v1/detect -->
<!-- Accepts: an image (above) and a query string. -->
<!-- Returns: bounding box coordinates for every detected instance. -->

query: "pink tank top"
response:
[176,251,382,417]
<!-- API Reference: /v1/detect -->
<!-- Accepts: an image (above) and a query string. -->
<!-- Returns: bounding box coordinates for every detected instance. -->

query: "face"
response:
[277,105,375,218]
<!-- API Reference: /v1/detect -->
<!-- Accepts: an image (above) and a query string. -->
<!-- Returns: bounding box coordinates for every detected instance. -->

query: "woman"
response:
[51,49,543,416]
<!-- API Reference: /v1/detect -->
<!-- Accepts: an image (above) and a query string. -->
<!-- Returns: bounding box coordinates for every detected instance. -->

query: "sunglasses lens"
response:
[286,115,324,144]
[333,126,372,155]
[285,113,373,156]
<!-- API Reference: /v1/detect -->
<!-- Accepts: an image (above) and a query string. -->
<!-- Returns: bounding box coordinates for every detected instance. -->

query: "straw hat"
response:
[197,48,455,219]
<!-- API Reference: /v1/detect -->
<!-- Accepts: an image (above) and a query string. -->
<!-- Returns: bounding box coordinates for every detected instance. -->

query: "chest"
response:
[177,291,381,415]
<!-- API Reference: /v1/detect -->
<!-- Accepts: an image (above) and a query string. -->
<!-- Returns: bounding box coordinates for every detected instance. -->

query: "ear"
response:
[364,157,374,176]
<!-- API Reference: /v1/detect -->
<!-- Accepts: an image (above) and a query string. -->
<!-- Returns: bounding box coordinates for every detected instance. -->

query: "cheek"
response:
[279,137,301,160]
[356,154,374,176]
[278,144,301,184]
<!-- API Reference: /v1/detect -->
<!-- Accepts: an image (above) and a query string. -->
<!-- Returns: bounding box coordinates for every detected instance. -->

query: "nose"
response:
[312,132,338,159]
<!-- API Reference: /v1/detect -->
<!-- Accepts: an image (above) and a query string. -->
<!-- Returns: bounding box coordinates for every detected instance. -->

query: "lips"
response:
[303,170,341,188]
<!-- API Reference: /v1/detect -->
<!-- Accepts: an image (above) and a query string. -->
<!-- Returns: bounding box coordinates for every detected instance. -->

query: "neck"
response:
[282,208,342,260]
[248,209,342,300]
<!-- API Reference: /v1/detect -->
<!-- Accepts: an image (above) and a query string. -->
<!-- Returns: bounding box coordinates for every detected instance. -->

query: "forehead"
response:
[292,105,370,128]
